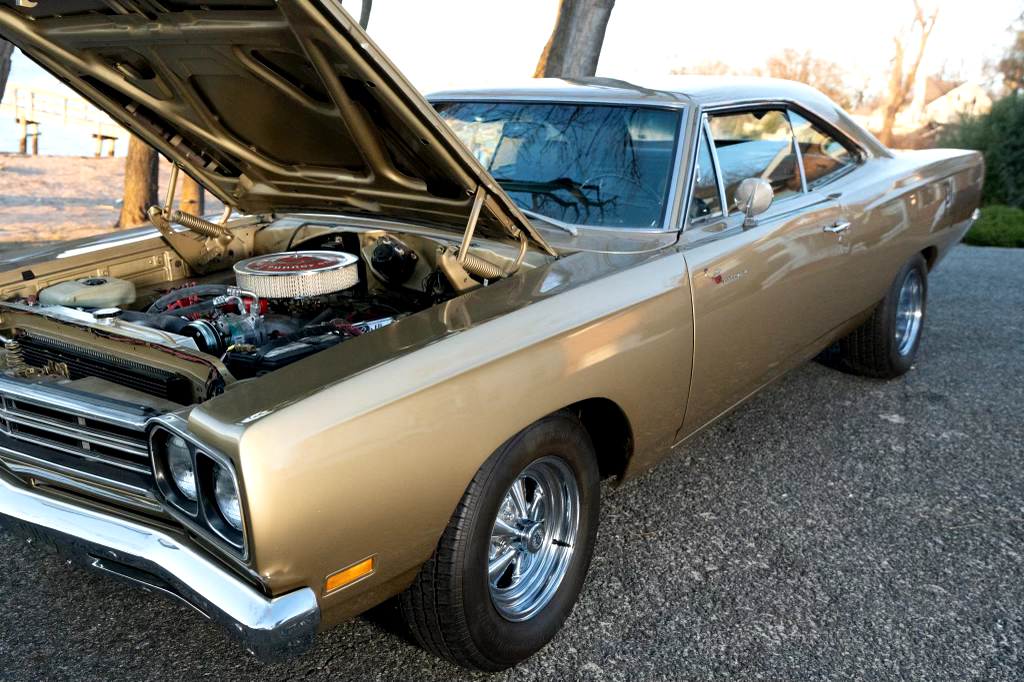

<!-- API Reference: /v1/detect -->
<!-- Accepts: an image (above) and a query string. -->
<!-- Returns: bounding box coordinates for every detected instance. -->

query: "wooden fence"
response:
[0,85,125,156]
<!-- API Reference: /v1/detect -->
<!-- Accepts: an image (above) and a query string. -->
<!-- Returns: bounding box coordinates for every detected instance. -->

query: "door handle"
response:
[824,221,851,234]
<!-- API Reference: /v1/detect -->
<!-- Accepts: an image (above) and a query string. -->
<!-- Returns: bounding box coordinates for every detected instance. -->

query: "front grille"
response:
[19,335,193,405]
[0,395,151,475]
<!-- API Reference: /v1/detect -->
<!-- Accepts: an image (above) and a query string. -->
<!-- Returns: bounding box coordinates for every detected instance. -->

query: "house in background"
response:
[851,75,993,146]
[901,76,993,126]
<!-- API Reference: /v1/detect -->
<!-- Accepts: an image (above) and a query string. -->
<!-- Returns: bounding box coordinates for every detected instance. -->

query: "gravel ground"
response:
[0,245,1022,681]
[0,154,222,244]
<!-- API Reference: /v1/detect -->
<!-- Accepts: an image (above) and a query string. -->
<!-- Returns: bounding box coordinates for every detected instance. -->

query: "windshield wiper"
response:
[516,208,579,237]
[491,177,587,236]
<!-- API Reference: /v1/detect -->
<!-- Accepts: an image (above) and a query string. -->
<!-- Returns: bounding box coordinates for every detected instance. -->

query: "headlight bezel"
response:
[150,420,247,557]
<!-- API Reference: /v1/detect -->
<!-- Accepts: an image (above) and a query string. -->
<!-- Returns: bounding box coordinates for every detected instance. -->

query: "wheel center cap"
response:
[523,523,544,553]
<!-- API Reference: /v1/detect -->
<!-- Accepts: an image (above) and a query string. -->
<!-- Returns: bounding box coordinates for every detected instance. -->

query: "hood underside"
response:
[0,0,552,254]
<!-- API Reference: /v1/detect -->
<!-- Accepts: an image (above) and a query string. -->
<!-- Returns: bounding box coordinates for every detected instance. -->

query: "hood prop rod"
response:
[441,186,527,290]
[155,165,233,240]
[148,165,248,274]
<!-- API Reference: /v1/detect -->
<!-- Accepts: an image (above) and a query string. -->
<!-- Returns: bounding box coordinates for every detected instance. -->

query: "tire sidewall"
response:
[883,255,928,374]
[461,414,600,669]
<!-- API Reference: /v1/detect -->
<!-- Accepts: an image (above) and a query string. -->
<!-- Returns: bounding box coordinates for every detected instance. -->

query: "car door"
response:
[677,108,851,438]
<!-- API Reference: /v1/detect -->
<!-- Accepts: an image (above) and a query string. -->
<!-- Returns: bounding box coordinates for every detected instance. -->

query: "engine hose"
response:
[459,251,506,280]
[147,284,231,314]
[164,300,218,318]
[170,210,231,239]
[118,310,191,333]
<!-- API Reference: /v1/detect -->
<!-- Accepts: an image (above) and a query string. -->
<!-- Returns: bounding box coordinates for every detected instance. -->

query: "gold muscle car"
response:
[0,0,982,671]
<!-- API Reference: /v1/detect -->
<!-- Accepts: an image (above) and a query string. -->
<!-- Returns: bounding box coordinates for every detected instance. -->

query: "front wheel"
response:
[840,253,928,378]
[399,411,600,671]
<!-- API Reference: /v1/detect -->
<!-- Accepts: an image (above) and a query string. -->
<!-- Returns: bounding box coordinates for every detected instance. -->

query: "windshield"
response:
[433,101,682,229]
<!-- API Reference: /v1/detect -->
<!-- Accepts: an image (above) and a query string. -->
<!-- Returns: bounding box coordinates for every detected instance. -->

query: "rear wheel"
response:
[840,253,928,378]
[399,411,600,671]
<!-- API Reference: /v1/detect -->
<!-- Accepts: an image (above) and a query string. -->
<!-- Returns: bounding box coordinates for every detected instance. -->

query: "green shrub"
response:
[938,93,1024,209]
[962,205,1024,247]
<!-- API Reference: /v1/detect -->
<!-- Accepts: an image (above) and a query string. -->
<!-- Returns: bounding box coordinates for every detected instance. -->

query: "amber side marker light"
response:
[325,557,375,593]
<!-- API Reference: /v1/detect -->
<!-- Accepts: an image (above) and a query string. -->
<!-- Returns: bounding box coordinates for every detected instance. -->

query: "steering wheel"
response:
[582,173,662,205]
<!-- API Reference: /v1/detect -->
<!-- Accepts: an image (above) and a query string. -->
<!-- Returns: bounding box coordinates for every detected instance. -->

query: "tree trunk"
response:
[119,135,160,229]
[179,175,205,216]
[534,0,616,79]
[878,108,899,147]
[0,40,13,102]
[878,1,938,147]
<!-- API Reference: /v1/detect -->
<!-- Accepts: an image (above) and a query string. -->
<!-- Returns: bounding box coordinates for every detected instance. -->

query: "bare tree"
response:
[119,136,160,229]
[756,48,851,108]
[534,0,616,78]
[0,40,13,102]
[878,0,940,146]
[932,58,968,88]
[999,13,1024,93]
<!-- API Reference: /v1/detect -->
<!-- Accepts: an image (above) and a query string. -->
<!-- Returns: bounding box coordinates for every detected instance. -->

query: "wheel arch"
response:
[921,245,939,271]
[565,397,635,482]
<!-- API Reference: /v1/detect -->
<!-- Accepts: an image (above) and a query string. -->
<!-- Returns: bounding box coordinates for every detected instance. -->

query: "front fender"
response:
[192,249,694,626]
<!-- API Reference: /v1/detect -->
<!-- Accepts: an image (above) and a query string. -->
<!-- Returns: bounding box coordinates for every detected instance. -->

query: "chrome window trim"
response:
[684,115,728,228]
[683,189,840,246]
[427,97,689,233]
[703,98,869,160]
[704,104,807,206]
[427,94,690,109]
[790,114,809,194]
[689,100,860,232]
[662,110,691,231]
[709,116,730,218]
[784,106,864,190]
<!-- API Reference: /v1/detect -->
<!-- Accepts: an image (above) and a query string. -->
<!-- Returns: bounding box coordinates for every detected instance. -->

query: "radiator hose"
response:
[146,284,231,314]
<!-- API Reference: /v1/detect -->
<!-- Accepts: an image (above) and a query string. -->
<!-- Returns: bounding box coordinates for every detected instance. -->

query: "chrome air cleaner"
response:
[233,251,359,299]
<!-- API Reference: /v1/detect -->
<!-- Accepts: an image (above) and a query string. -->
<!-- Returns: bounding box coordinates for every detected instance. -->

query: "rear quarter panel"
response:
[821,148,983,317]
[189,247,694,625]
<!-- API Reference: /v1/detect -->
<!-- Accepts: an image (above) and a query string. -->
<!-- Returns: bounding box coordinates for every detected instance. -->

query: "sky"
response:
[2,0,1020,156]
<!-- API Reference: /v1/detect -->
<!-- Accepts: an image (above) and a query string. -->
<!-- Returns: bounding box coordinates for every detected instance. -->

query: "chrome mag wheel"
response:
[488,456,580,622]
[895,268,924,356]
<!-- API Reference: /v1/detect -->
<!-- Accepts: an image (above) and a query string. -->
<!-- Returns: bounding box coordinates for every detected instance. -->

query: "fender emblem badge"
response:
[704,268,747,285]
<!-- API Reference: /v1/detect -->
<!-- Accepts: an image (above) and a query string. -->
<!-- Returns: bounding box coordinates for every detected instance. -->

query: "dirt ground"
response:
[0,153,222,251]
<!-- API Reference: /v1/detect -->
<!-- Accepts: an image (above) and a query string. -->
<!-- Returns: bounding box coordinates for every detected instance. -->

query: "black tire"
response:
[840,253,928,378]
[399,411,600,671]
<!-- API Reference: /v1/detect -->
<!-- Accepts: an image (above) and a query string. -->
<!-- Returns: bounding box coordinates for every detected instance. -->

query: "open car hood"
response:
[0,0,553,255]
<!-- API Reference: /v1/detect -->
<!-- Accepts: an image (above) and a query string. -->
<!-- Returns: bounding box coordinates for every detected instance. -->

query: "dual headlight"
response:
[152,427,245,552]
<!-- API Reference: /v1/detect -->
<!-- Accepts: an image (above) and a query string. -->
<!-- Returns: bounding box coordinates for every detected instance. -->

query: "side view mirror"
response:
[734,178,774,228]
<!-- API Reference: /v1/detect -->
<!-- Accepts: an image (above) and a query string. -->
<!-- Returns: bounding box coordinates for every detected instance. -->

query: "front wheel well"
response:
[566,398,634,481]
[921,246,939,271]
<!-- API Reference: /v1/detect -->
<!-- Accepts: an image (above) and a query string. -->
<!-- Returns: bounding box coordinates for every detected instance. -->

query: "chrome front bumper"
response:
[0,473,320,662]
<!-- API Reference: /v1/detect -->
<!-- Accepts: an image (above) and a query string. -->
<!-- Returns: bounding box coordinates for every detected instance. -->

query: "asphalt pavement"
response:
[1,245,1022,681]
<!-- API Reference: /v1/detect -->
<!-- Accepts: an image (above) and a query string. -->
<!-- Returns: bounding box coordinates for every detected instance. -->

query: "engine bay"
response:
[0,222,541,408]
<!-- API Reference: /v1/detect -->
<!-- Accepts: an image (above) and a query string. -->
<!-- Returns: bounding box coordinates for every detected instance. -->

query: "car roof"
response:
[427,76,831,108]
[427,76,891,159]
